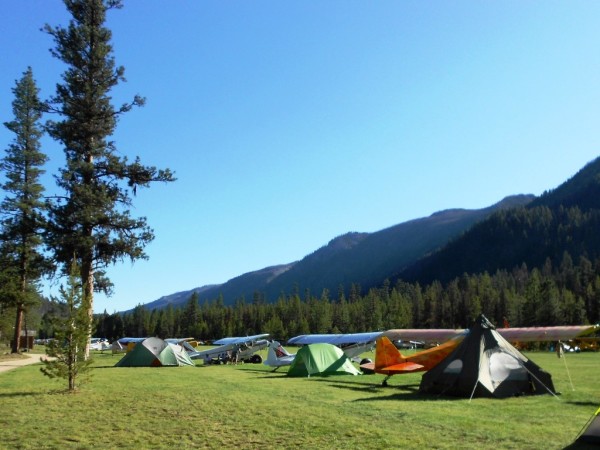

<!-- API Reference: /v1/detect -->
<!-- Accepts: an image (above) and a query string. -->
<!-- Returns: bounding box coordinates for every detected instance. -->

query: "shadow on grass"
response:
[305,377,473,402]
[562,441,598,449]
[566,400,600,408]
[0,390,50,398]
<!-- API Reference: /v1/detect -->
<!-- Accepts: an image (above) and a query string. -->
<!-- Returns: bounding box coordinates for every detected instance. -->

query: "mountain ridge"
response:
[135,193,534,312]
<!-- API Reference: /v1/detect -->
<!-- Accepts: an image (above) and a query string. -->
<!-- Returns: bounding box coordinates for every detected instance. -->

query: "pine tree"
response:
[43,0,175,356]
[0,67,49,353]
[40,261,93,392]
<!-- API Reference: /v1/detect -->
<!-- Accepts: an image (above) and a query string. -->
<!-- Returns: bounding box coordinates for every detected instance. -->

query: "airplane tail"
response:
[375,336,405,370]
[265,341,291,364]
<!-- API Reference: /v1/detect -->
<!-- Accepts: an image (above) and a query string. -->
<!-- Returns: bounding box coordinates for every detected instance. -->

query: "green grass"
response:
[0,348,598,449]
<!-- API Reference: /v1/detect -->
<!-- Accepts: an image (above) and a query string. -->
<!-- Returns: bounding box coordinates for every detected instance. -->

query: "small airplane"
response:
[364,323,599,386]
[287,332,382,360]
[361,335,465,385]
[193,334,270,365]
[263,340,296,370]
[112,337,145,353]
[165,338,202,355]
[90,337,111,351]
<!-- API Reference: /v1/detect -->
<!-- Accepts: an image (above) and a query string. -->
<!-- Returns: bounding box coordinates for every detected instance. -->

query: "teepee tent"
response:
[115,337,195,367]
[419,314,555,398]
[576,406,600,444]
[287,343,361,377]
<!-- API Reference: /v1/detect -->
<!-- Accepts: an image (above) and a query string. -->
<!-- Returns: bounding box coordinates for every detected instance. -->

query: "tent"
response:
[115,337,195,367]
[576,406,600,444]
[419,314,556,398]
[287,343,361,377]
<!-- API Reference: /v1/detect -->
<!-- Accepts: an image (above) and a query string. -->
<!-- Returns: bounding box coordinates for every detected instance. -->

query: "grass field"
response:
[0,346,598,449]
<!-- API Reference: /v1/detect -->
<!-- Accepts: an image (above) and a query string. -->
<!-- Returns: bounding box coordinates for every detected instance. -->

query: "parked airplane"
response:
[361,335,465,385]
[364,323,599,386]
[193,334,270,365]
[263,340,296,370]
[287,332,382,360]
[90,337,111,351]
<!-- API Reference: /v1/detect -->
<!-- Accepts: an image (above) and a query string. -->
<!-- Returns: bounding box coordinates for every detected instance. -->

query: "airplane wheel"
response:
[360,358,374,375]
[250,354,262,364]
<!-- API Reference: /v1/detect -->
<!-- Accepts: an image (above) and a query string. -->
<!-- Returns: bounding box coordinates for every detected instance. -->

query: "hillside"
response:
[138,194,533,310]
[398,156,600,285]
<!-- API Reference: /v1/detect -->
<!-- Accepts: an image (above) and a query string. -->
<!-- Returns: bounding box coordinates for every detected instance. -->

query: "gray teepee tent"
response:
[419,314,556,398]
[115,337,195,367]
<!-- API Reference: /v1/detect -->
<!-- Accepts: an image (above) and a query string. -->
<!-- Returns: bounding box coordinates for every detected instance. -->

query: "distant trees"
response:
[95,251,600,342]
[43,0,174,356]
[0,67,49,353]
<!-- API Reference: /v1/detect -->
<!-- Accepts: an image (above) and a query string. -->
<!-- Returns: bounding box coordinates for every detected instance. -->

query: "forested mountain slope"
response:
[138,195,533,309]
[398,157,600,285]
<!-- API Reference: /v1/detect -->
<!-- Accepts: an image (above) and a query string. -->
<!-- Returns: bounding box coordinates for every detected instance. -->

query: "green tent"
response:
[115,337,195,367]
[287,343,361,377]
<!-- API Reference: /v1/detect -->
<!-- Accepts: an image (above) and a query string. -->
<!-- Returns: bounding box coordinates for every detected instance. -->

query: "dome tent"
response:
[115,337,194,367]
[419,314,556,398]
[287,343,361,377]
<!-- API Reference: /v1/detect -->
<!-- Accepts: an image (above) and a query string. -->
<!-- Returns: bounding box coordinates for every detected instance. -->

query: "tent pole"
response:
[561,352,575,391]
[499,349,560,400]
[468,337,485,403]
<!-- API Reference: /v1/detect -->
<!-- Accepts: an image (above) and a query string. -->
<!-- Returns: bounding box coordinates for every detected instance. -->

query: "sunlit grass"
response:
[0,348,598,449]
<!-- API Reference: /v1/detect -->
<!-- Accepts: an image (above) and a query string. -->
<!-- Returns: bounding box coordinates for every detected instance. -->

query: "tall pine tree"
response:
[44,0,175,356]
[0,67,48,353]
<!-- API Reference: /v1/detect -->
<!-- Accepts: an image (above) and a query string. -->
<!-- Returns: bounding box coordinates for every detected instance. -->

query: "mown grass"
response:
[0,347,598,449]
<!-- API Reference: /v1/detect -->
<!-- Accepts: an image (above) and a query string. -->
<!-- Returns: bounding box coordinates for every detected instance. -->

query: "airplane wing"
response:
[117,337,147,345]
[287,332,383,346]
[191,343,236,361]
[212,334,270,345]
[497,325,598,342]
[383,329,466,343]
[383,324,598,344]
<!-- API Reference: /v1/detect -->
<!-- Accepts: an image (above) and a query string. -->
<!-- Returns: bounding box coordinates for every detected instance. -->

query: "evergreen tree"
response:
[0,67,49,353]
[44,0,175,356]
[40,261,93,392]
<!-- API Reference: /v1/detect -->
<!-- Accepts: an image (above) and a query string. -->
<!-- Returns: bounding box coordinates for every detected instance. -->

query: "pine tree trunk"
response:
[11,305,24,353]
[82,254,94,360]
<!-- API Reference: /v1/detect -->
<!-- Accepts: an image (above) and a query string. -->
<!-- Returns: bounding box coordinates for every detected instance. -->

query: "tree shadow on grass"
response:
[0,390,53,398]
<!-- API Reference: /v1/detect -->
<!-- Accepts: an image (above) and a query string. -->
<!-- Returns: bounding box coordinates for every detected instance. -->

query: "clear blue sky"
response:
[2,1,600,313]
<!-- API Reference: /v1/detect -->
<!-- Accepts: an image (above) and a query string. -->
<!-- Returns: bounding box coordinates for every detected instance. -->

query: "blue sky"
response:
[2,1,600,313]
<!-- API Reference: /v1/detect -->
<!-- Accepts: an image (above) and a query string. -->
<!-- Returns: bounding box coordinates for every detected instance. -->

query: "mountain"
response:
[138,194,534,310]
[256,195,534,301]
[398,156,600,285]
[134,284,221,312]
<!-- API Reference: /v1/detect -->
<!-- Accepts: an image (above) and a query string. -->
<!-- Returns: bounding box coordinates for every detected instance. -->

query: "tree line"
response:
[89,251,600,343]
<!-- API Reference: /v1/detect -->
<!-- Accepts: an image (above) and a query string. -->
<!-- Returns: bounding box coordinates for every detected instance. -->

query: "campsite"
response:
[1,345,598,449]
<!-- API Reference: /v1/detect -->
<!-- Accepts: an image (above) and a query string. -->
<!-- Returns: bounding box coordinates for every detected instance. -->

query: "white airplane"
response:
[193,334,270,365]
[90,337,111,351]
[263,341,296,370]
